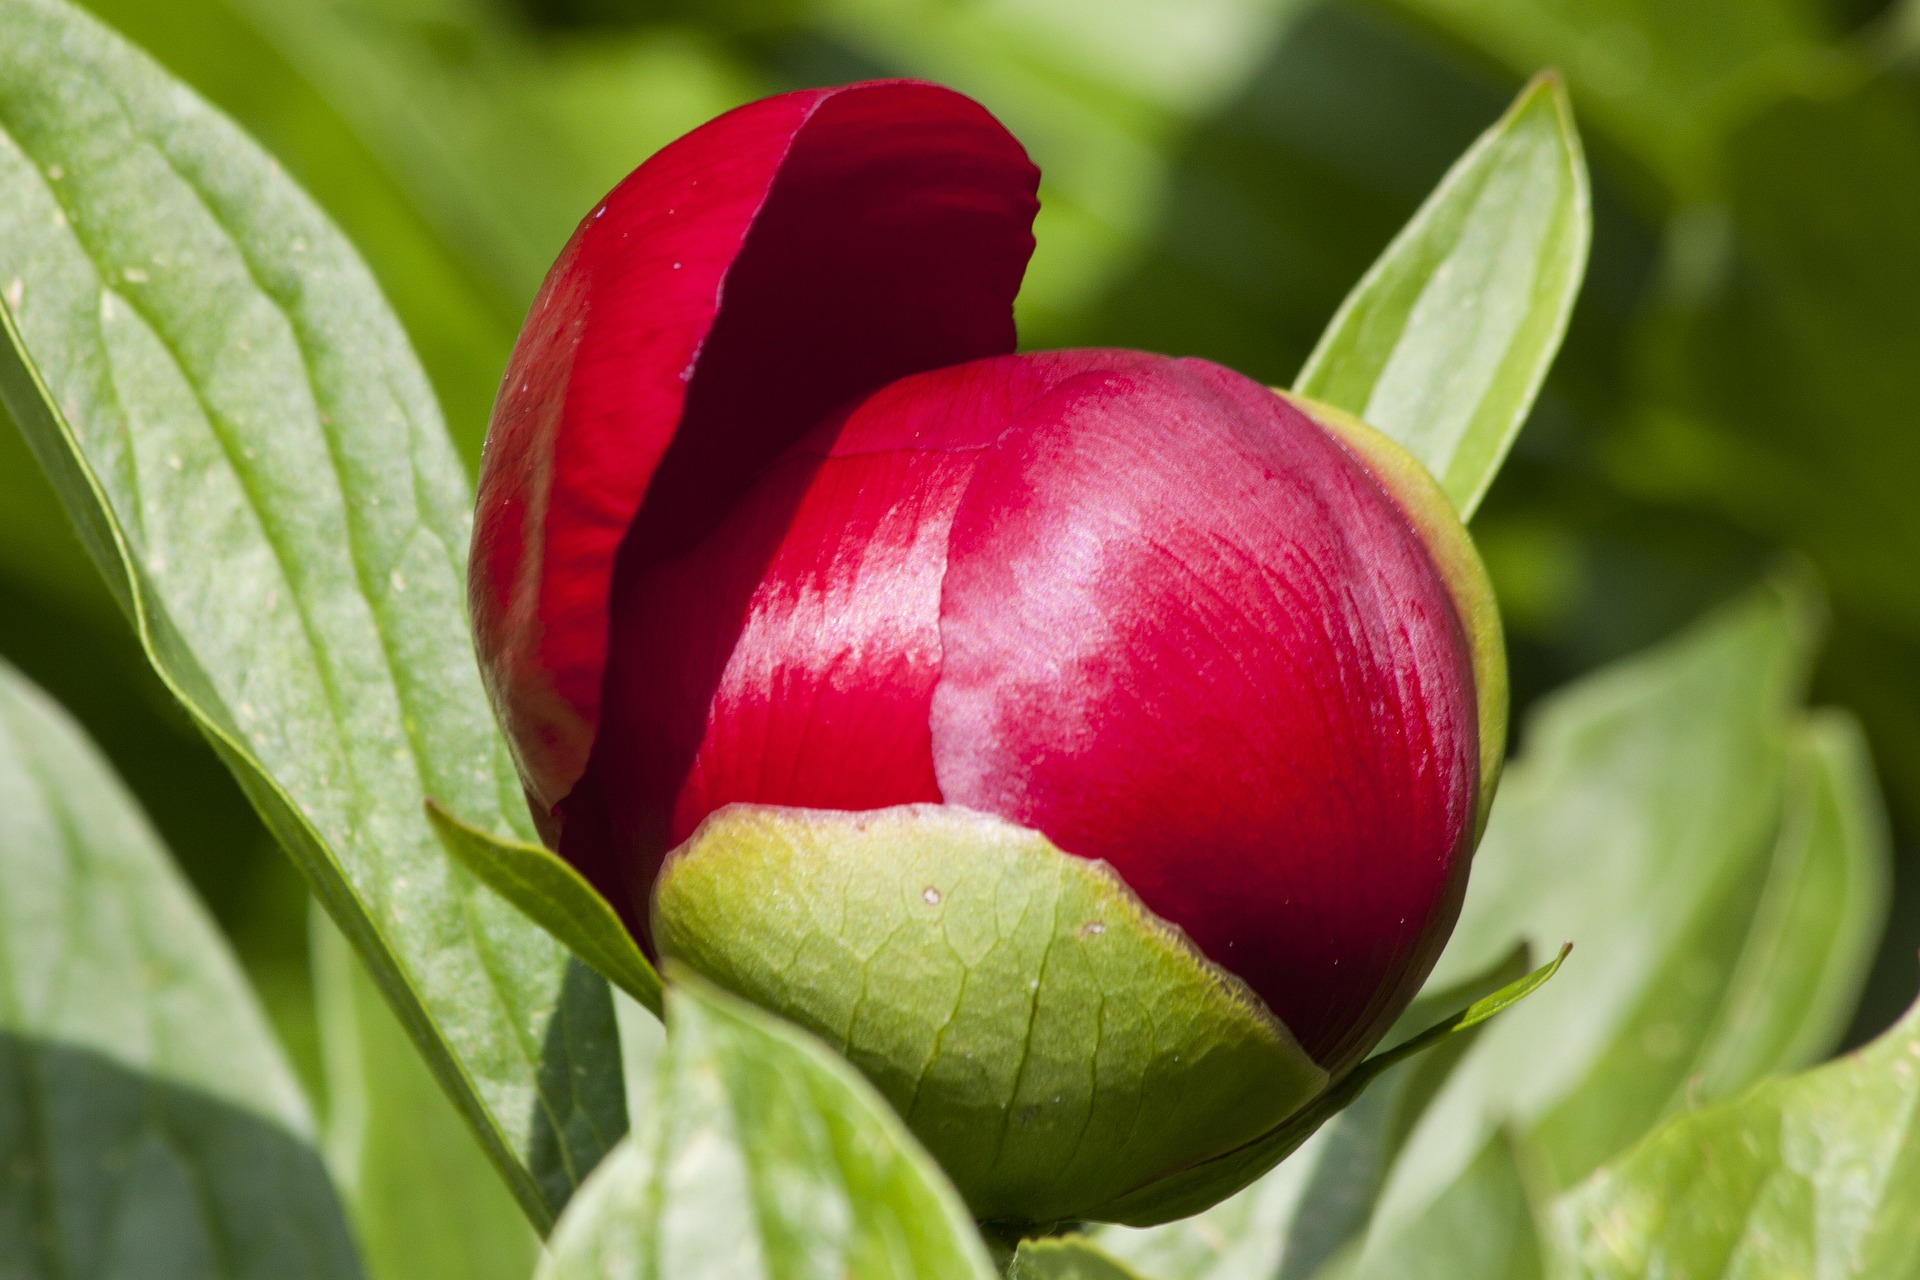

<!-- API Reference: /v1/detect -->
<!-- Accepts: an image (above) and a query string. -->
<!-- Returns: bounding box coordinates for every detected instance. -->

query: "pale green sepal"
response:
[538,970,999,1280]
[1280,389,1508,836]
[1087,945,1570,1227]
[1294,71,1590,521]
[427,800,663,1017]
[1012,1237,1151,1280]
[652,803,1329,1228]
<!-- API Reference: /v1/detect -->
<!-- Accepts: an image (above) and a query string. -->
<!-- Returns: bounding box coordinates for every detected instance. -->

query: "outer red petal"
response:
[931,356,1479,1072]
[469,81,1039,818]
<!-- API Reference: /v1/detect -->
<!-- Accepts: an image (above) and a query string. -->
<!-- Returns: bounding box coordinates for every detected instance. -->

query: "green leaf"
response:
[1337,1133,1548,1280]
[0,0,623,1227]
[538,972,1000,1280]
[1012,1238,1150,1280]
[1558,990,1920,1278]
[427,800,662,1017]
[313,908,541,1280]
[1372,576,1888,1236]
[1686,711,1890,1098]
[0,656,362,1278]
[1093,947,1567,1228]
[1089,949,1536,1280]
[1294,72,1590,520]
[654,803,1328,1228]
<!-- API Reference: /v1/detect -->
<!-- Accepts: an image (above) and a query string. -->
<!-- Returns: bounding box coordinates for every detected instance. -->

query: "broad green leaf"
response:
[0,657,362,1279]
[1294,73,1590,519]
[1013,1238,1149,1280]
[313,909,541,1280]
[76,0,520,462]
[539,973,999,1280]
[428,800,663,1017]
[1090,949,1535,1280]
[1558,991,1920,1278]
[1372,577,1885,1236]
[0,0,623,1227]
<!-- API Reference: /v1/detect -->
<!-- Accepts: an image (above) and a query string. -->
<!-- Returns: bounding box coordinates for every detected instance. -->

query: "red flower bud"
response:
[471,79,1499,1100]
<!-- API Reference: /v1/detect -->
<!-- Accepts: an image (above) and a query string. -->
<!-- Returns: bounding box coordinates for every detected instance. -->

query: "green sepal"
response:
[427,800,663,1017]
[1086,943,1570,1227]
[1279,389,1509,839]
[652,803,1330,1229]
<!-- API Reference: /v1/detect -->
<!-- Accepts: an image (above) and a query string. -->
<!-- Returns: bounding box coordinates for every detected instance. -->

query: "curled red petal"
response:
[470,81,1039,818]
[931,356,1480,1072]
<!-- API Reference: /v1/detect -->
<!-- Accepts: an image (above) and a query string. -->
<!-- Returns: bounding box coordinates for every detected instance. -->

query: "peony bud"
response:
[470,80,1504,1226]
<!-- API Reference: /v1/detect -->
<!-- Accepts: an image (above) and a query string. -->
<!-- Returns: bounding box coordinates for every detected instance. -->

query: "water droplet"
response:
[922,886,942,906]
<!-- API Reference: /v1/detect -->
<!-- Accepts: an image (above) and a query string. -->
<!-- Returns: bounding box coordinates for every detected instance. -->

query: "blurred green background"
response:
[4,0,1917,1097]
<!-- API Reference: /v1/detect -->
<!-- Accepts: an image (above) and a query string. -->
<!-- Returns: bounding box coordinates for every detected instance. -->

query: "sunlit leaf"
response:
[0,657,362,1279]
[1295,72,1590,519]
[0,0,623,1226]
[539,973,999,1280]
[1559,989,1920,1278]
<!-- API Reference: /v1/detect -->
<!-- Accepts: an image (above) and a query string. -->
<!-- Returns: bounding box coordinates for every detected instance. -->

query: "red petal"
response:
[471,81,1039,816]
[931,356,1479,1071]
[590,353,1122,928]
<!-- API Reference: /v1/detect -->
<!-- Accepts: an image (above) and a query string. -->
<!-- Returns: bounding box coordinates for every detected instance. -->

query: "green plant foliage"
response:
[1294,73,1590,520]
[1618,73,1920,867]
[1687,713,1889,1099]
[1558,989,1920,1277]
[0,657,362,1279]
[652,803,1328,1227]
[313,910,541,1280]
[539,973,999,1280]
[1369,576,1889,1237]
[1333,1134,1547,1280]
[75,0,522,462]
[809,0,1313,336]
[1013,1238,1150,1280]
[1379,0,1835,195]
[231,0,762,308]
[0,0,623,1227]
[428,800,663,1016]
